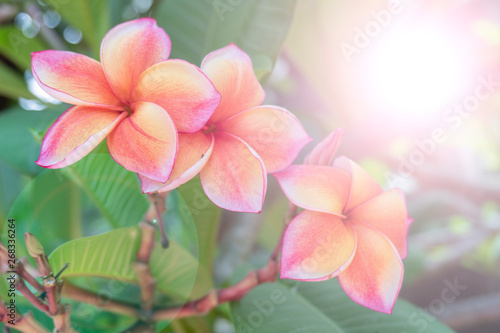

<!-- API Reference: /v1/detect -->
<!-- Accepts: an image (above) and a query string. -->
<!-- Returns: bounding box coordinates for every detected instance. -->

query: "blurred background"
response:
[0,0,500,332]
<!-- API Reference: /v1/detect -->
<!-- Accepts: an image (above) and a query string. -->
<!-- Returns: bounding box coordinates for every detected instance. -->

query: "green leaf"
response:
[4,169,83,258]
[64,152,148,229]
[0,62,35,100]
[153,0,297,77]
[49,227,140,282]
[43,0,110,56]
[150,238,212,301]
[49,227,209,300]
[0,26,48,70]
[177,176,221,271]
[0,106,64,175]
[231,280,455,333]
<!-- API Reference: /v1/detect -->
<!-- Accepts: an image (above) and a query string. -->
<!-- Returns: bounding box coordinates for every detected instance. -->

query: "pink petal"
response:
[200,132,266,213]
[101,18,171,103]
[218,106,311,173]
[347,189,409,259]
[131,60,220,133]
[32,51,122,108]
[304,129,344,166]
[37,106,125,168]
[139,132,214,193]
[280,210,357,281]
[338,223,404,314]
[201,44,265,124]
[274,165,351,216]
[107,102,177,182]
[334,156,383,213]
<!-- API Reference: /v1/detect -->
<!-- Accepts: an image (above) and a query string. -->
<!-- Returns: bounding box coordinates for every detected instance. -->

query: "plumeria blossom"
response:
[32,18,220,182]
[275,129,411,313]
[140,44,311,213]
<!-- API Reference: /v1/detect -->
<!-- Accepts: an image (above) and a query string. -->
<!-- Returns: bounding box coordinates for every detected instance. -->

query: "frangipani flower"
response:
[32,18,220,182]
[140,44,311,213]
[275,130,410,313]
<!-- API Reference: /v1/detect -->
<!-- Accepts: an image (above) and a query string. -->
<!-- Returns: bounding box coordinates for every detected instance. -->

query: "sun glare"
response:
[362,24,473,119]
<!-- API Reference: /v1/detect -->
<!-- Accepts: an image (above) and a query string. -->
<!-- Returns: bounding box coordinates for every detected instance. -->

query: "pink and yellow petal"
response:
[139,132,214,193]
[200,132,266,213]
[347,189,409,259]
[131,60,220,133]
[334,156,383,213]
[218,106,311,173]
[338,223,404,314]
[201,44,265,123]
[37,106,125,168]
[101,18,171,103]
[107,102,177,182]
[274,165,351,216]
[281,210,357,281]
[304,129,344,166]
[32,51,122,108]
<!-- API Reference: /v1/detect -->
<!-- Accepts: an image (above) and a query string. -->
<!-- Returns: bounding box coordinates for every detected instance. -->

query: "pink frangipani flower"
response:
[140,44,311,213]
[274,130,410,313]
[32,18,220,182]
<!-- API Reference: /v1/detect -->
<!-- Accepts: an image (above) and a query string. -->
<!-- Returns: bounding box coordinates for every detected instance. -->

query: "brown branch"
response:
[24,233,75,332]
[25,233,57,315]
[15,278,49,313]
[133,221,157,314]
[1,310,50,333]
[61,281,138,317]
[152,259,279,321]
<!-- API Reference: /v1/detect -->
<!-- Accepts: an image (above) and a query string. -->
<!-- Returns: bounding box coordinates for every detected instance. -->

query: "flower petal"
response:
[37,106,125,168]
[201,44,265,123]
[274,165,351,216]
[139,132,214,193]
[200,132,266,213]
[107,102,177,182]
[281,210,357,281]
[32,51,122,108]
[131,60,220,133]
[347,189,409,259]
[101,18,171,103]
[334,156,383,213]
[338,223,404,314]
[218,106,311,173]
[304,129,344,166]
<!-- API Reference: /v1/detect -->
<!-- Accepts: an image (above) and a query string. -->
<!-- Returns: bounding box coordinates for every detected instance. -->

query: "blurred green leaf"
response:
[151,238,212,301]
[177,176,221,272]
[0,106,64,175]
[65,152,148,229]
[67,298,137,333]
[154,0,297,78]
[4,170,82,258]
[231,280,455,333]
[0,62,35,99]
[43,0,110,56]
[0,26,47,70]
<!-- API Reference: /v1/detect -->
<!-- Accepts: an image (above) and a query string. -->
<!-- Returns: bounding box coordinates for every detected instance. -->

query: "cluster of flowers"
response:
[32,18,410,314]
